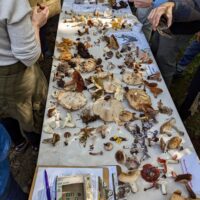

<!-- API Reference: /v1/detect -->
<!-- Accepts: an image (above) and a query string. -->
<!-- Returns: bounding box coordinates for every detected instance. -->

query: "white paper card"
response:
[181,153,200,195]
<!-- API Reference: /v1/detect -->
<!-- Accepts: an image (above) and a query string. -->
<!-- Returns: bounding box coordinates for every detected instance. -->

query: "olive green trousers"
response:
[0,62,47,134]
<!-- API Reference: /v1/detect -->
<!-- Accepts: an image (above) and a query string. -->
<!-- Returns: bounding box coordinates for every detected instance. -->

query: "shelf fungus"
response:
[122,72,143,86]
[57,91,87,111]
[42,133,60,146]
[160,118,184,136]
[93,97,124,122]
[118,170,140,193]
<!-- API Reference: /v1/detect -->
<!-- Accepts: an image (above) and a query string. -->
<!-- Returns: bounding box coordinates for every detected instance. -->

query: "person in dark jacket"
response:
[147,0,200,86]
[148,0,200,30]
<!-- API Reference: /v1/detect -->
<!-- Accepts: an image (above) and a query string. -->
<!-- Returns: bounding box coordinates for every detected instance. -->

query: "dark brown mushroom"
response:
[175,174,196,199]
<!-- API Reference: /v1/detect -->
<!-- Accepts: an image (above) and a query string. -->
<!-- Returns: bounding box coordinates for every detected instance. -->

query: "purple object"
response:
[44,170,51,200]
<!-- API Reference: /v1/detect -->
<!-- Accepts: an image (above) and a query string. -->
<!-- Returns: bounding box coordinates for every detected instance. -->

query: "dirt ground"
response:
[9,13,200,195]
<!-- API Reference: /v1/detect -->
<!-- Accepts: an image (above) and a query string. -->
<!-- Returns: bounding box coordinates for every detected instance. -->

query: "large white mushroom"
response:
[57,91,87,111]
[118,170,140,193]
[93,97,124,122]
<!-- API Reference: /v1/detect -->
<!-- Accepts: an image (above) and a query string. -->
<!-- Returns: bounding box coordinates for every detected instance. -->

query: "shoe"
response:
[15,141,29,153]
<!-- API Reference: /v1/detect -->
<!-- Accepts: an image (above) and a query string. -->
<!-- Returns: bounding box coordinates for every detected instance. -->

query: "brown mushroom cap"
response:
[167,136,182,149]
[170,190,185,200]
[160,118,176,134]
[175,174,192,183]
[119,110,133,122]
[125,89,152,111]
[115,150,126,164]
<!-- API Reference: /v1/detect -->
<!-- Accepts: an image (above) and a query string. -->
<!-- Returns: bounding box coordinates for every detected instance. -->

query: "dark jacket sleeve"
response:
[171,0,200,22]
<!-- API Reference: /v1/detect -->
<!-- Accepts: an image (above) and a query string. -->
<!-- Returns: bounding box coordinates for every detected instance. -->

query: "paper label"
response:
[181,153,200,195]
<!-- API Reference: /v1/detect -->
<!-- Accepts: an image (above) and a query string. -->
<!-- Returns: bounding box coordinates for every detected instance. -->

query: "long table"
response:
[37,1,199,199]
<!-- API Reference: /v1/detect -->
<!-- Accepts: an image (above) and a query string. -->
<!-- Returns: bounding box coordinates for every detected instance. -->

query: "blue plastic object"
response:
[0,123,11,199]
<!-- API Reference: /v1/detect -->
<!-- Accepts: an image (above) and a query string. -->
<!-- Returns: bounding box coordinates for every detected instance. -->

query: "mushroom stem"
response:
[160,183,167,195]
[185,182,196,199]
[89,151,103,156]
[172,125,184,136]
[144,185,155,191]
[130,182,138,193]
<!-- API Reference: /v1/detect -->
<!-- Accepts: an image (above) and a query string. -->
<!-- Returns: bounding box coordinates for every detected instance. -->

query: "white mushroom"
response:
[57,91,87,111]
[93,98,124,122]
[104,142,113,151]
[118,170,140,193]
[158,179,168,195]
[60,113,75,128]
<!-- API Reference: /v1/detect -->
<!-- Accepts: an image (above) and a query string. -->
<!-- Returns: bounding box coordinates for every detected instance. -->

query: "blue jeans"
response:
[177,40,200,72]
[2,174,28,200]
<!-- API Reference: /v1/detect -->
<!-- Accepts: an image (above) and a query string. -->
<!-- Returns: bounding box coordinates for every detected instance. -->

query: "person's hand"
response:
[148,2,175,31]
[133,0,152,8]
[196,32,200,42]
[32,5,49,28]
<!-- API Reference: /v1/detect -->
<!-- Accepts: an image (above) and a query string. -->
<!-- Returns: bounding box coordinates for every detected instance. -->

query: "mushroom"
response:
[122,72,143,86]
[170,190,185,200]
[93,97,124,122]
[157,179,168,195]
[175,174,196,199]
[118,170,140,193]
[125,89,151,111]
[167,136,182,150]
[57,91,87,111]
[115,150,127,164]
[104,142,113,151]
[95,125,108,139]
[160,136,182,152]
[160,118,175,136]
[119,111,133,122]
[157,100,173,116]
[42,133,60,146]
[60,113,75,128]
[160,118,184,136]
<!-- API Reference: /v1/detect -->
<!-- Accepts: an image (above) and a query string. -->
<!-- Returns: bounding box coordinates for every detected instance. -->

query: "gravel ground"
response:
[9,13,200,196]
